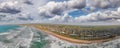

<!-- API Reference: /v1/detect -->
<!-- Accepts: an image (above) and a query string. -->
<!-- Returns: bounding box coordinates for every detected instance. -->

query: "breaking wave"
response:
[0,25,119,48]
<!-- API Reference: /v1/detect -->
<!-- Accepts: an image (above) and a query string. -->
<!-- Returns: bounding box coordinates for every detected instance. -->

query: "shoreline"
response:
[33,25,117,44]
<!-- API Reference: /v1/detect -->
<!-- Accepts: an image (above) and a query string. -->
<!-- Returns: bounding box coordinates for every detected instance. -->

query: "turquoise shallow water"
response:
[0,25,20,33]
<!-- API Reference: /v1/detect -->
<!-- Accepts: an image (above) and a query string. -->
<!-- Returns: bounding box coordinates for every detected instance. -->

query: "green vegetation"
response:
[38,24,120,40]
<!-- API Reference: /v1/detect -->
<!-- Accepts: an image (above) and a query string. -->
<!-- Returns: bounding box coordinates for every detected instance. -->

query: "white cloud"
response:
[0,1,21,14]
[0,1,18,7]
[37,0,120,23]
[0,0,49,23]
[49,13,73,22]
[87,0,120,9]
[0,0,120,24]
[48,7,120,23]
[38,0,120,18]
[75,7,120,23]
[38,0,86,18]
[117,7,120,12]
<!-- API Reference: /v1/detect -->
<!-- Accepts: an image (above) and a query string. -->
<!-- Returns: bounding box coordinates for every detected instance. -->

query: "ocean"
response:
[0,25,20,33]
[0,25,119,48]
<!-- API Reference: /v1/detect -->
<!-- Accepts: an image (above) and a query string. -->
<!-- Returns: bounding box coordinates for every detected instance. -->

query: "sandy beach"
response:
[33,25,115,44]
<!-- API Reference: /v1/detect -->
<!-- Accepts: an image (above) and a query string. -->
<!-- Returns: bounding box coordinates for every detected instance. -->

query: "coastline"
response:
[33,25,116,44]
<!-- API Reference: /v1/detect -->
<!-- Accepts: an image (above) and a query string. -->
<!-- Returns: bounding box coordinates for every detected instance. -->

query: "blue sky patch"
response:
[69,10,88,17]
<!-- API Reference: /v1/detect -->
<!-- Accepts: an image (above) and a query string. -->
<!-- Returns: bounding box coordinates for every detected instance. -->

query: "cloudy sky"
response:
[0,0,120,25]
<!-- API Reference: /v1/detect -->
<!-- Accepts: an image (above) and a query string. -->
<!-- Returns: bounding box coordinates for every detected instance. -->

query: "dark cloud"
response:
[24,0,33,5]
[0,8,21,14]
[17,17,33,20]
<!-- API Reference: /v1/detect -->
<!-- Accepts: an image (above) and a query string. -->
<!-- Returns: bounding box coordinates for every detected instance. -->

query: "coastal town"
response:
[32,24,120,44]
